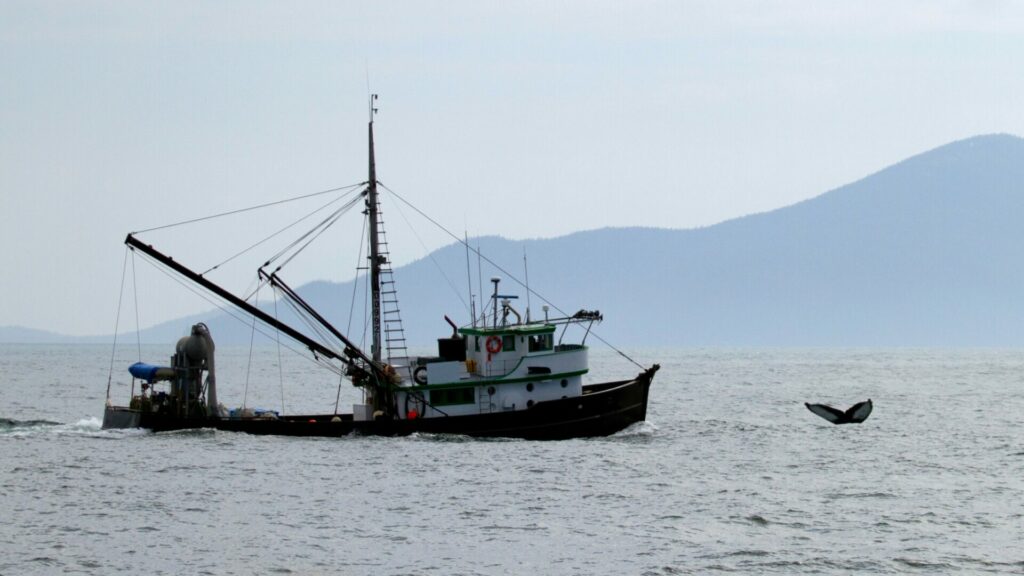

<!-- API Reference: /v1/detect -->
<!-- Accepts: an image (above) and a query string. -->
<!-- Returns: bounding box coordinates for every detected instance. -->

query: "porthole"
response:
[527,399,535,408]
[487,386,496,396]
[526,383,534,392]
[560,379,568,388]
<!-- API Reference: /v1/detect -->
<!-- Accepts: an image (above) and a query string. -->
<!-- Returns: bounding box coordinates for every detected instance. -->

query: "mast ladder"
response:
[373,203,411,380]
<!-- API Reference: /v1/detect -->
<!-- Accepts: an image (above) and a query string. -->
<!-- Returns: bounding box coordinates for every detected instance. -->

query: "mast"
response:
[367,94,382,363]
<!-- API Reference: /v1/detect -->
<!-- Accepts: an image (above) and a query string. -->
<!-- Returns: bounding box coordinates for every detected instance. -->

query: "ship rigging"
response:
[103,97,659,439]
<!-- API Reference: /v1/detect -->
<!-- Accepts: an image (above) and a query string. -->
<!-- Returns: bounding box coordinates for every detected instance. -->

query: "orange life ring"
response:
[485,335,503,354]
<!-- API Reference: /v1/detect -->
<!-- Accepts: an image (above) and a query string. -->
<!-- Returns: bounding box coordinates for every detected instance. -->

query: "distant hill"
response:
[0,326,77,344]
[0,325,114,344]
[9,134,1024,347]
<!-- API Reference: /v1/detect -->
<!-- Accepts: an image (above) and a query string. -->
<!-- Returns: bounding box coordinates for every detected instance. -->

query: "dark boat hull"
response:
[103,368,656,441]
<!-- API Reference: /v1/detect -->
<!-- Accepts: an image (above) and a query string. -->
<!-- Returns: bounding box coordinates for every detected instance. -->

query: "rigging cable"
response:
[346,213,368,339]
[339,213,369,413]
[202,186,365,276]
[132,249,346,378]
[133,182,366,235]
[243,283,260,409]
[379,182,645,370]
[131,250,142,362]
[264,193,365,272]
[274,288,286,414]
[333,370,344,415]
[361,250,371,351]
[129,184,367,380]
[385,186,470,315]
[139,185,366,379]
[241,274,270,309]
[266,192,364,265]
[272,206,352,272]
[277,292,343,352]
[106,247,130,401]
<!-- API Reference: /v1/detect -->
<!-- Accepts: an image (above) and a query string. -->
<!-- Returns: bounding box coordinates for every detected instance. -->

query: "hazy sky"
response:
[3,1,1024,335]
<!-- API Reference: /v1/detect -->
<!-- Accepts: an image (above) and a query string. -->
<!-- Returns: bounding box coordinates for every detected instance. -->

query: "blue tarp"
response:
[128,362,170,383]
[228,407,280,419]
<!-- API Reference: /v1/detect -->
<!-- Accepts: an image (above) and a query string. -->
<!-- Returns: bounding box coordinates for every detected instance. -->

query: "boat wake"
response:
[406,431,518,443]
[607,420,659,441]
[0,415,146,439]
[153,427,218,438]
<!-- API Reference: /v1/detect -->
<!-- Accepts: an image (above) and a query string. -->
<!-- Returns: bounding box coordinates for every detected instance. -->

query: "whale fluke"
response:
[805,399,872,424]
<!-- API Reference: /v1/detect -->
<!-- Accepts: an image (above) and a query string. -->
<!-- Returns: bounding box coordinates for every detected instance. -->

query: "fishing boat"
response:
[102,98,659,440]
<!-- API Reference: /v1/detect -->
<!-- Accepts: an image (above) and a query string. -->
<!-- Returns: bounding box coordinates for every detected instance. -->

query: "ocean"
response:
[1,345,1022,575]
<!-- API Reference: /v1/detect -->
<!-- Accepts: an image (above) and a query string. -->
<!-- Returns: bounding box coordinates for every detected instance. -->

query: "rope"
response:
[133,182,366,235]
[272,203,353,272]
[131,250,142,362]
[241,274,272,307]
[278,294,342,351]
[346,213,368,338]
[274,291,286,414]
[386,186,470,314]
[243,284,259,409]
[133,250,346,378]
[334,371,345,415]
[201,186,364,276]
[106,248,130,400]
[264,193,365,272]
[361,255,371,350]
[379,183,645,370]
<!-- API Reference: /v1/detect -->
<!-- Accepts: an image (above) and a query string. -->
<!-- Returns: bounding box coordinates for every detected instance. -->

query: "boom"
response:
[125,234,361,370]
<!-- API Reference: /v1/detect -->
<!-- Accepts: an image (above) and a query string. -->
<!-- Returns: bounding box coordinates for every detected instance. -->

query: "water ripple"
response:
[3,347,1024,575]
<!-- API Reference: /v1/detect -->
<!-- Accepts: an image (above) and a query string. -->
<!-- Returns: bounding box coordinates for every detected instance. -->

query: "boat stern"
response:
[102,405,142,429]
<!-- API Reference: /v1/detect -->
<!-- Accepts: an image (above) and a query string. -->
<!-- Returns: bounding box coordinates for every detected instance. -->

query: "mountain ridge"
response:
[5,133,1024,346]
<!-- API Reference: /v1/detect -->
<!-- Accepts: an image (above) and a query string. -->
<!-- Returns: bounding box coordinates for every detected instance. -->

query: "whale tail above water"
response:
[805,399,873,424]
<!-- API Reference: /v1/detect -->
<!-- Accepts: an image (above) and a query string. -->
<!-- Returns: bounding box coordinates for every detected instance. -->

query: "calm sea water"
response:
[1,344,1022,575]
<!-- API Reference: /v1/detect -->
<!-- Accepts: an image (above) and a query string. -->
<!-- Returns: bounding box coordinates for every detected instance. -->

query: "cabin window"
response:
[474,336,480,352]
[502,335,516,351]
[528,334,553,352]
[430,387,476,406]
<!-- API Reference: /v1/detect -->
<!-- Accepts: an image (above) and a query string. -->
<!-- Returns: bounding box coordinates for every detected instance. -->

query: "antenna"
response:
[476,240,484,325]
[369,93,379,122]
[523,247,531,323]
[491,277,500,329]
[465,231,475,327]
[364,58,371,98]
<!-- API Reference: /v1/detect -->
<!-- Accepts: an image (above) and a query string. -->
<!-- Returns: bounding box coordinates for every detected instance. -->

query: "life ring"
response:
[413,366,428,385]
[485,335,503,354]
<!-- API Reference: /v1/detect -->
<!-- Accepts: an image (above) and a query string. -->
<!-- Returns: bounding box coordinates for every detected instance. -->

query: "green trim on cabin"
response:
[405,369,588,391]
[458,324,556,337]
